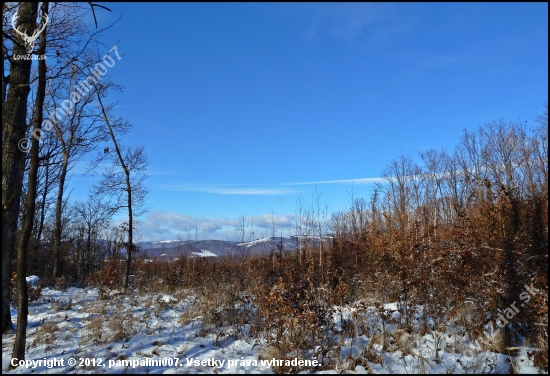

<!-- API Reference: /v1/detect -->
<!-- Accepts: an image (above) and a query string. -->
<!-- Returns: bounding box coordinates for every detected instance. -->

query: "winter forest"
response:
[2,2,548,374]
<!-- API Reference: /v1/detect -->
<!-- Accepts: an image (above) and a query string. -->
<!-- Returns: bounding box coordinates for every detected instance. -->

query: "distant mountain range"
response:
[135,236,332,259]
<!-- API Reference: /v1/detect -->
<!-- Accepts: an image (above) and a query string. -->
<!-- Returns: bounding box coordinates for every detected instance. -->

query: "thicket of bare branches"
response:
[2,2,149,367]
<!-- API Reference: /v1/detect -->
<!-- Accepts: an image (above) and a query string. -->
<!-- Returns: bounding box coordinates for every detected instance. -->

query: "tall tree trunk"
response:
[10,2,48,367]
[35,161,50,244]
[95,90,134,294]
[2,2,39,334]
[1,3,9,113]
[121,175,133,294]
[52,152,68,278]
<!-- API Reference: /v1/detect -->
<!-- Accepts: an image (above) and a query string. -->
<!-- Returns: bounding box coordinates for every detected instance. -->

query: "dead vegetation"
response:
[18,113,547,373]
[94,116,548,372]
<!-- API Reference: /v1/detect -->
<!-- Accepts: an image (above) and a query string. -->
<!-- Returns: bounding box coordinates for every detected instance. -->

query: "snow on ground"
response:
[3,287,263,374]
[2,285,543,374]
[26,275,40,285]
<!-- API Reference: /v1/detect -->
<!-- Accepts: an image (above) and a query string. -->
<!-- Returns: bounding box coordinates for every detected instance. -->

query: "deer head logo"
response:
[11,12,49,54]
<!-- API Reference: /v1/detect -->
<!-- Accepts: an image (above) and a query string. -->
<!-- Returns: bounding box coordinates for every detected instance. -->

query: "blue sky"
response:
[67,2,548,241]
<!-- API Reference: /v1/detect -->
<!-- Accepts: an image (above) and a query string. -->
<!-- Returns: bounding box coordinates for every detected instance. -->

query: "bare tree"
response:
[48,67,106,278]
[93,84,148,294]
[188,219,204,277]
[294,193,305,265]
[382,154,421,235]
[2,1,39,334]
[71,195,114,278]
[102,224,125,259]
[312,187,328,269]
[533,103,548,195]
[269,211,280,270]
[420,149,448,240]
[10,2,48,367]
[10,2,120,279]
[235,213,253,264]
[32,132,64,244]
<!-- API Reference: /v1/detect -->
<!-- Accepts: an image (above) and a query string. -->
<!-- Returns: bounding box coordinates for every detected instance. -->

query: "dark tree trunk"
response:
[2,2,39,334]
[10,2,48,367]
[121,175,133,294]
[52,153,68,278]
[35,161,50,244]
[95,90,134,294]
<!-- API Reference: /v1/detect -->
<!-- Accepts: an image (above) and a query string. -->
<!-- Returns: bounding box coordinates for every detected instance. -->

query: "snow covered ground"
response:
[26,275,40,285]
[2,285,544,374]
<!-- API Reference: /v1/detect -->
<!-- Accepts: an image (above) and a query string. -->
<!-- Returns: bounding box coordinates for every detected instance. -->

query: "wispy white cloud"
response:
[160,185,297,195]
[280,177,386,186]
[160,176,386,196]
[199,187,298,195]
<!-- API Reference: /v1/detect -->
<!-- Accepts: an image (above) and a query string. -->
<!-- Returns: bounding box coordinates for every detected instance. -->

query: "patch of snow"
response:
[157,294,178,304]
[26,275,40,285]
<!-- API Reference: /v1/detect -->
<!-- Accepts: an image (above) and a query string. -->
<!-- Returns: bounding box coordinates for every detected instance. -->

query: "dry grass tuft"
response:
[33,321,59,345]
